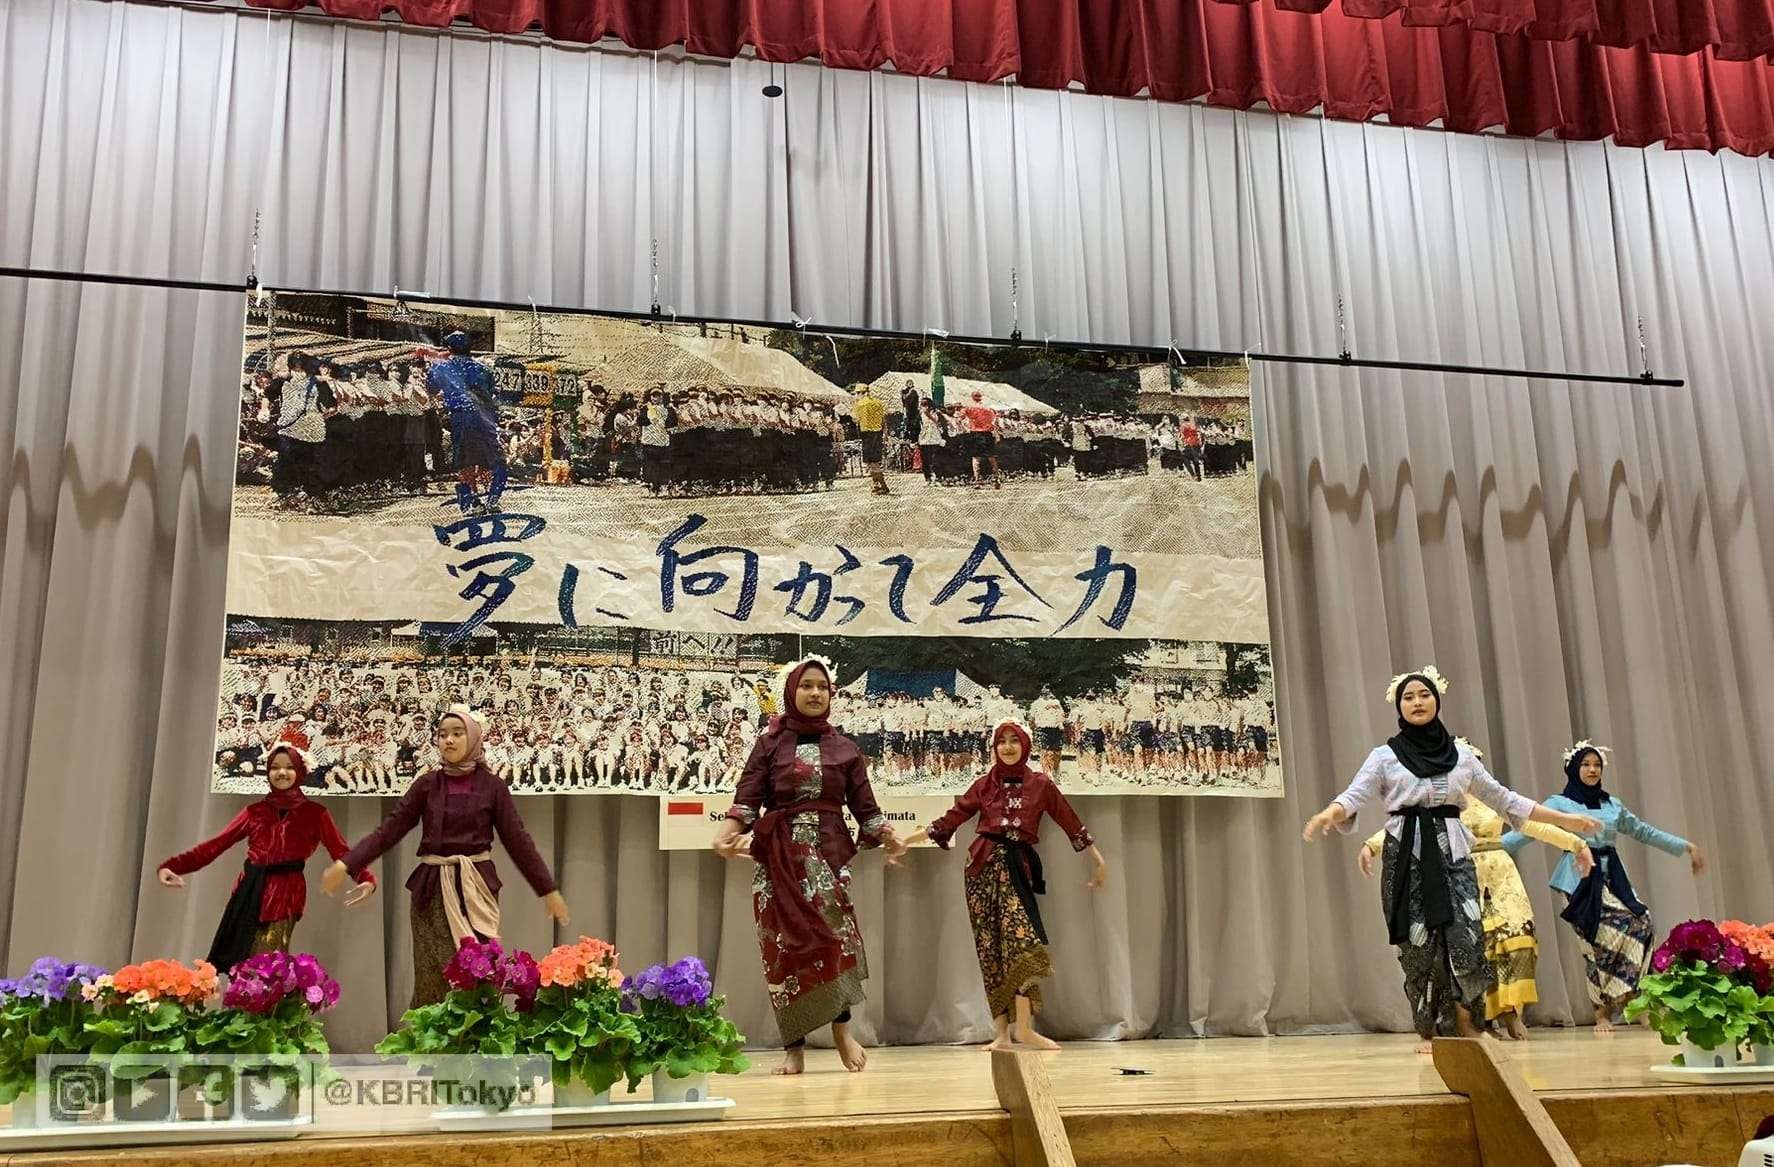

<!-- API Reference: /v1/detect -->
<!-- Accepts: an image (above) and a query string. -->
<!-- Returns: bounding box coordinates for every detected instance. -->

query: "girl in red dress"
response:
[712,658,903,1075]
[901,720,1108,1050]
[157,744,377,974]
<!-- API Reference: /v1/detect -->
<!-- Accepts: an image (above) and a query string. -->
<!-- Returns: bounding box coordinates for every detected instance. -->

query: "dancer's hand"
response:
[319,860,348,897]
[1575,846,1595,877]
[1357,847,1375,878]
[1087,860,1108,890]
[1302,804,1346,842]
[1553,810,1602,836]
[344,880,376,907]
[544,891,571,926]
[1688,844,1706,875]
[157,867,185,889]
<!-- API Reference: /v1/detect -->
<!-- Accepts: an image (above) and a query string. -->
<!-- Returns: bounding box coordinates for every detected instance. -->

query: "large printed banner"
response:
[217,292,1281,800]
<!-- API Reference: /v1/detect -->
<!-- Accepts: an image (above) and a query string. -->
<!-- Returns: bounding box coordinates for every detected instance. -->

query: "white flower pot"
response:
[1754,1043,1774,1067]
[1678,1036,1744,1070]
[9,1097,38,1128]
[554,1081,610,1108]
[650,1070,709,1104]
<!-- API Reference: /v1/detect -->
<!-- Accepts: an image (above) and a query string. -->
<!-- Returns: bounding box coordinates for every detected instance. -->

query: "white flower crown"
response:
[441,704,488,730]
[779,655,839,691]
[1385,665,1450,705]
[1562,739,1610,766]
[267,742,315,769]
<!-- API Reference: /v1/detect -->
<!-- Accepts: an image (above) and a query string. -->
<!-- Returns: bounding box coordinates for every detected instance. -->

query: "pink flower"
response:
[1650,945,1675,973]
[1666,919,1725,964]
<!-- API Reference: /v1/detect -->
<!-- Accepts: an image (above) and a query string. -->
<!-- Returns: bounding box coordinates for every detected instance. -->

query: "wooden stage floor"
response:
[719,1027,1679,1120]
[17,1030,1774,1167]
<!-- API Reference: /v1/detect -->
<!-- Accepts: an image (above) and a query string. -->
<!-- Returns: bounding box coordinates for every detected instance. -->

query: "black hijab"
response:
[1560,745,1610,809]
[1386,673,1460,778]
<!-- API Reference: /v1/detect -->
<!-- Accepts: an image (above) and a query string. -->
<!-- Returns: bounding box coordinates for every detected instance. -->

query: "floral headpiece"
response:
[441,703,488,730]
[1385,665,1449,705]
[779,655,839,691]
[1562,739,1610,766]
[1454,735,1483,761]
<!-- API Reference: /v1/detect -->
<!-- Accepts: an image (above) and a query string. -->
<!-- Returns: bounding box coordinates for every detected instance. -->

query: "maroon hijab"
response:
[776,659,834,736]
[984,720,1034,784]
[261,744,312,812]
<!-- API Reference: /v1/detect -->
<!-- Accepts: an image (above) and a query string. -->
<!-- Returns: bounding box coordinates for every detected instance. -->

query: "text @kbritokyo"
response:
[26,1054,560,1131]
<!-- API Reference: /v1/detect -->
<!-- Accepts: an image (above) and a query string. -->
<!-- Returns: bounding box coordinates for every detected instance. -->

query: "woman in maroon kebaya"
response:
[712,658,904,1075]
[321,707,569,1006]
[901,720,1108,1051]
[157,744,376,974]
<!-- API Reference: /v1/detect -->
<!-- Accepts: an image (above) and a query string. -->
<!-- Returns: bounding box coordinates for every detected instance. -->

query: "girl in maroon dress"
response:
[321,707,569,1006]
[712,658,903,1075]
[902,720,1107,1050]
[157,744,377,974]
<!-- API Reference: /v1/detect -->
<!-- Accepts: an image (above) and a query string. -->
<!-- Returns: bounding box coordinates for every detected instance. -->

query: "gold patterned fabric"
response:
[964,848,1054,1018]
[248,917,296,957]
[409,894,457,1008]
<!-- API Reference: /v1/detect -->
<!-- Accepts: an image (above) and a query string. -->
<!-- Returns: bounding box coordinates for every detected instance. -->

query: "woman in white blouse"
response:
[1303,668,1599,1051]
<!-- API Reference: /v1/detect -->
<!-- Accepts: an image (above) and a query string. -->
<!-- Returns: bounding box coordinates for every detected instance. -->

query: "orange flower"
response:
[1723,920,1774,965]
[105,959,215,1006]
[537,937,622,990]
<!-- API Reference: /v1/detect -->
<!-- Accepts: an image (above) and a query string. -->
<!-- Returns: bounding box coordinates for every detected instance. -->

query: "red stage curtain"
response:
[220,0,1774,156]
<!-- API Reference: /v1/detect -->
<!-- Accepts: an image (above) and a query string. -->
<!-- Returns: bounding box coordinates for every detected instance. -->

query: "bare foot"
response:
[833,1024,868,1072]
[772,1047,805,1076]
[1593,1018,1615,1036]
[1415,1040,1434,1055]
[1505,1013,1529,1041]
[1014,1026,1062,1052]
[984,1035,1014,1052]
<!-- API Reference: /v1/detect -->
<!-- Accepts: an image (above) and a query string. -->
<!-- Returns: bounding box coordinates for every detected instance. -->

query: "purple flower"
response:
[501,951,541,1012]
[1650,945,1675,973]
[623,957,714,1010]
[447,939,503,988]
[9,959,108,1003]
[304,985,325,1006]
[1719,943,1749,975]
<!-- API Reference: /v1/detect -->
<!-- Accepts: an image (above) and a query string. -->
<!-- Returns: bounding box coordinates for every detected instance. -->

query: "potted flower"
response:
[524,937,639,1108]
[1626,919,1774,1068]
[621,957,747,1104]
[0,959,107,1126]
[376,939,541,1114]
[1721,921,1774,1066]
[191,953,341,1121]
[82,959,219,1122]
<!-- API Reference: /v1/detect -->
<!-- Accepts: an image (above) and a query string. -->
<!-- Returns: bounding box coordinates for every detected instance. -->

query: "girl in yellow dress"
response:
[1360,739,1593,1039]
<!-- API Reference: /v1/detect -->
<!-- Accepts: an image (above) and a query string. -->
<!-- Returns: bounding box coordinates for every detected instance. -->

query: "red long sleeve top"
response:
[925,770,1094,876]
[160,799,375,924]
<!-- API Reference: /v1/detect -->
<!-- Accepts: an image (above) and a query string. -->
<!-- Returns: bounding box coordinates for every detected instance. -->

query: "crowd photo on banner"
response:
[211,624,1280,798]
[220,293,1280,802]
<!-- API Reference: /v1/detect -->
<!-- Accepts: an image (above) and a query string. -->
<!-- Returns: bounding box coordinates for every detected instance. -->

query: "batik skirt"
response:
[965,848,1054,1018]
[1381,832,1492,1039]
[1473,847,1540,1019]
[752,813,868,1046]
[1558,887,1654,1008]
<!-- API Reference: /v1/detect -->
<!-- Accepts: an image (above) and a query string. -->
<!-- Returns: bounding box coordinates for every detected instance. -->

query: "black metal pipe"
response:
[0,264,1684,387]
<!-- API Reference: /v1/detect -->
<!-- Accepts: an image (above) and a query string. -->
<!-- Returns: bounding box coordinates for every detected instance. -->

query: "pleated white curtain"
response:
[3,0,1772,1053]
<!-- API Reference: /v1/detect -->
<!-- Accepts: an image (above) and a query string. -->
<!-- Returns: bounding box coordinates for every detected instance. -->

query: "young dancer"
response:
[899,720,1107,1050]
[321,707,569,1006]
[1302,669,1600,1052]
[1360,738,1593,1039]
[712,658,902,1075]
[1504,740,1705,1033]
[158,744,376,973]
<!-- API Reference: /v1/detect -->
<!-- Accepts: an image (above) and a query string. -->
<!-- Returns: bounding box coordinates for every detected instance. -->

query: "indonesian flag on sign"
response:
[667,802,704,816]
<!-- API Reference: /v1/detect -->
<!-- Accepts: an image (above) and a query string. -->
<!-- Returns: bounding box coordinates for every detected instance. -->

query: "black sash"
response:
[1386,805,1462,946]
[207,859,306,974]
[1559,846,1647,943]
[980,833,1048,945]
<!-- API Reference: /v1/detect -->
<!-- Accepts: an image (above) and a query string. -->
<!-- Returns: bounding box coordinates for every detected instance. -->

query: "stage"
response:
[13,1029,1774,1167]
